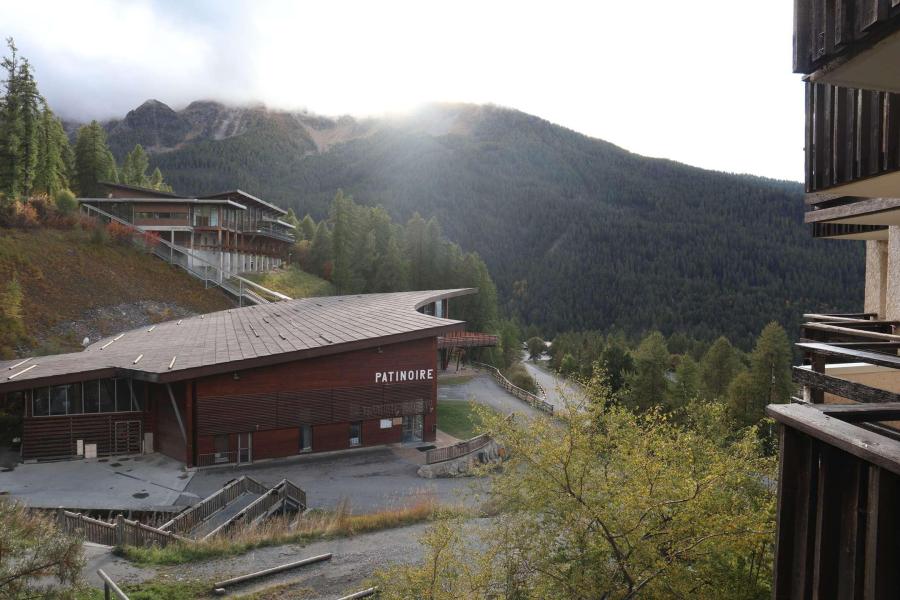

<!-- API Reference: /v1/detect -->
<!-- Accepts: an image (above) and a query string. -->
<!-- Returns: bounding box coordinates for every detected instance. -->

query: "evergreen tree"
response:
[672,355,701,408]
[599,335,634,392]
[121,144,150,187]
[32,107,70,195]
[148,166,172,192]
[727,369,757,427]
[73,121,117,196]
[405,212,428,289]
[309,221,333,279]
[329,190,357,293]
[299,214,317,241]
[745,322,793,419]
[625,331,671,411]
[0,38,41,198]
[700,336,740,400]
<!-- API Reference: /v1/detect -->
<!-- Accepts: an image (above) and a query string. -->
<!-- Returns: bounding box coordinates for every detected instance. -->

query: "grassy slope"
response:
[0,228,233,354]
[243,265,335,299]
[436,400,496,440]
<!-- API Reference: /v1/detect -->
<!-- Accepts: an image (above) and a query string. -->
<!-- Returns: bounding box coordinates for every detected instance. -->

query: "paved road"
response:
[438,371,543,419]
[520,356,582,412]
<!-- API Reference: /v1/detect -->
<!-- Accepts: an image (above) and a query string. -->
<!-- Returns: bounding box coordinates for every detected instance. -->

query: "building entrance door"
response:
[113,420,142,455]
[238,432,252,464]
[402,415,423,443]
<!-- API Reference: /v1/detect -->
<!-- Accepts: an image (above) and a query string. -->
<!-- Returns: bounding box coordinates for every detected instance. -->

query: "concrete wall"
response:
[865,239,889,318]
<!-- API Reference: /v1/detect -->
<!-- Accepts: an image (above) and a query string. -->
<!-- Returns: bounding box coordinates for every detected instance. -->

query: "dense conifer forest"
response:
[90,101,864,347]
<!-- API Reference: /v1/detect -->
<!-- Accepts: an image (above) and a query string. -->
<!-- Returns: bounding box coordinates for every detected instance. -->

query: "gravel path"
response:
[439,371,543,419]
[82,521,437,598]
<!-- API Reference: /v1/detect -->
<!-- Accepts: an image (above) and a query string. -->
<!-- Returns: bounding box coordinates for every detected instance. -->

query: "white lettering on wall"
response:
[375,368,435,384]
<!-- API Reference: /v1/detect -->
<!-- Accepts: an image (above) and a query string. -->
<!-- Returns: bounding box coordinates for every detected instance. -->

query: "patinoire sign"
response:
[375,368,435,384]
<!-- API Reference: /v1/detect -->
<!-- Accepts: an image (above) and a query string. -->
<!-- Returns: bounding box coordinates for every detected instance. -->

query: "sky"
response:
[0,0,804,181]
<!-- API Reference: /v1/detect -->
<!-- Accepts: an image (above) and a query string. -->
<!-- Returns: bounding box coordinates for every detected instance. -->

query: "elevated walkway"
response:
[79,202,291,307]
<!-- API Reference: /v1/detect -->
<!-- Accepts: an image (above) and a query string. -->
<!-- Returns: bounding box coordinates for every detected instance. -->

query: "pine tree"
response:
[624,331,671,411]
[73,121,117,196]
[309,221,333,279]
[32,106,70,195]
[121,144,150,187]
[329,190,357,293]
[747,322,793,415]
[148,167,172,192]
[672,355,701,409]
[299,214,317,241]
[700,336,740,400]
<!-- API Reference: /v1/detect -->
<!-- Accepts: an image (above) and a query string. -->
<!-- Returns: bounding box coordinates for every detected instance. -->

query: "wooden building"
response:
[769,3,900,598]
[80,183,296,273]
[0,290,494,467]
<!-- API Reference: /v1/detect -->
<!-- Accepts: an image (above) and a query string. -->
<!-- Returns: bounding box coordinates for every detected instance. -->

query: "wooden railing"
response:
[767,403,900,597]
[804,82,900,195]
[202,479,293,540]
[425,433,492,464]
[767,310,900,596]
[473,362,554,414]
[794,0,900,74]
[159,476,268,535]
[57,509,188,548]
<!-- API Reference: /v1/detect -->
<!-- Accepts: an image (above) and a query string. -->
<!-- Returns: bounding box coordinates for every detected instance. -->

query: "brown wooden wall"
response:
[152,383,188,463]
[191,338,437,462]
[22,413,145,460]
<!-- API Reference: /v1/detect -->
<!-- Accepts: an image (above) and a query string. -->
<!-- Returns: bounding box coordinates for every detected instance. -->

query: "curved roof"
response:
[0,289,474,392]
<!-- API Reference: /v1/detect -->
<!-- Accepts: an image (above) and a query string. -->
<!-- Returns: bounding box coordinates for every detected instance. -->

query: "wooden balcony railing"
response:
[768,310,900,596]
[794,0,900,75]
[805,82,900,195]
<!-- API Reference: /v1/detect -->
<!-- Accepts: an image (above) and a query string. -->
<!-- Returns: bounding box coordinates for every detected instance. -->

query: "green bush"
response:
[504,362,537,394]
[54,189,77,215]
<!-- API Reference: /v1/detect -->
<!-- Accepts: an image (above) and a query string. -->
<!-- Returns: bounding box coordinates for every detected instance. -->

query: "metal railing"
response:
[473,362,554,414]
[79,202,291,306]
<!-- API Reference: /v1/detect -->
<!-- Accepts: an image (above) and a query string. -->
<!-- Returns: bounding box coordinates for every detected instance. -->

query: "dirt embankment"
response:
[0,227,233,355]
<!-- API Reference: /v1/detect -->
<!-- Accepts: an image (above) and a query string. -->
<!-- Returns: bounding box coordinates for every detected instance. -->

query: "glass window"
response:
[32,387,50,417]
[116,379,132,412]
[131,380,145,411]
[83,380,100,413]
[98,379,116,413]
[50,385,68,415]
[67,383,83,414]
[6,390,27,415]
[299,424,312,452]
[349,422,361,447]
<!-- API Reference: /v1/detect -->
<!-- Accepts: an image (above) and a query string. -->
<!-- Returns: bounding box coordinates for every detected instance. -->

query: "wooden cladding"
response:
[195,382,430,436]
[22,413,144,460]
[795,0,900,74]
[806,81,900,193]
[772,422,900,598]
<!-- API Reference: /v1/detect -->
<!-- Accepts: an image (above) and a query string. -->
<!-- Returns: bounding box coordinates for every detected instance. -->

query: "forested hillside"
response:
[86,100,864,347]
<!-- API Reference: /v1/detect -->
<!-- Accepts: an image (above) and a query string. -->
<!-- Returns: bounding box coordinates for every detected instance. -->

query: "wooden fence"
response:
[57,509,188,548]
[159,476,268,535]
[473,362,554,414]
[425,433,493,464]
[202,478,306,539]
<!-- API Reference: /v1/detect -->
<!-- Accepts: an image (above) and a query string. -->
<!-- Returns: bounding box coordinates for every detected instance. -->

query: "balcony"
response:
[794,0,900,92]
[241,223,295,244]
[803,80,900,235]
[767,311,900,596]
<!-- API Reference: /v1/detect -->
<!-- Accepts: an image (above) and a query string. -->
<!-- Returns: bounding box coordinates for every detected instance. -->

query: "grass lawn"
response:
[437,400,496,440]
[244,265,335,299]
[437,374,474,386]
